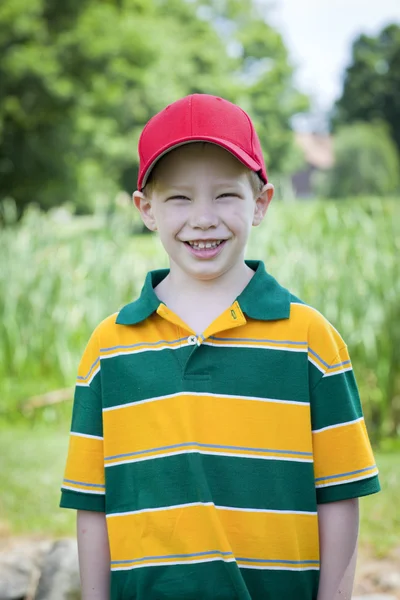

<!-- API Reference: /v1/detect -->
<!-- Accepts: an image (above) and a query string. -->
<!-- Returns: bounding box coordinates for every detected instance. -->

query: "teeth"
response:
[189,240,222,249]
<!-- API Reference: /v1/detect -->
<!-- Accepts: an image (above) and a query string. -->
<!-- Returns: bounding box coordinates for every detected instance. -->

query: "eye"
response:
[166,195,191,201]
[217,192,240,199]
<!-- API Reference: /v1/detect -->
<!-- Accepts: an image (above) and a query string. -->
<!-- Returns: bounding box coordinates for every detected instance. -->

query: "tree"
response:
[333,24,400,153]
[0,0,307,215]
[314,122,400,199]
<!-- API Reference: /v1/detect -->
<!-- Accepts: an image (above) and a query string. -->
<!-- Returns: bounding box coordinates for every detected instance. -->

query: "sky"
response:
[269,0,400,118]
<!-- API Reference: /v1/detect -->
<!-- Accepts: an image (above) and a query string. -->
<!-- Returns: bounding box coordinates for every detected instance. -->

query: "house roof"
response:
[295,132,334,170]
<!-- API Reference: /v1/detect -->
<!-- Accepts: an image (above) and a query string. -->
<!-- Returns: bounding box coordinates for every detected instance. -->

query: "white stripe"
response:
[240,565,320,571]
[111,558,319,572]
[307,356,325,374]
[103,391,308,413]
[107,501,214,518]
[101,344,184,361]
[323,366,353,378]
[105,448,313,468]
[76,364,100,386]
[106,502,317,519]
[217,505,317,515]
[61,485,105,495]
[202,341,307,353]
[315,469,379,489]
[71,431,103,440]
[111,556,236,571]
[312,417,364,434]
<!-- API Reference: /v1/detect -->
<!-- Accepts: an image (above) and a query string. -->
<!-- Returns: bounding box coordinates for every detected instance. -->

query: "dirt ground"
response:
[354,546,400,598]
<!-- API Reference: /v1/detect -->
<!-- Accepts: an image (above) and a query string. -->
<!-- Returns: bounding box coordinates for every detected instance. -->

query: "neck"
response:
[159,259,254,305]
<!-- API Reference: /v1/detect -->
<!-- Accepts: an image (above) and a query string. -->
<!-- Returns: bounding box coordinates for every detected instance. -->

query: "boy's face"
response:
[134,143,273,282]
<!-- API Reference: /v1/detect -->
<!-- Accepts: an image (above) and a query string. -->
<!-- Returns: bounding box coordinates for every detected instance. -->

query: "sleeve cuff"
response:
[316,474,381,504]
[60,488,106,512]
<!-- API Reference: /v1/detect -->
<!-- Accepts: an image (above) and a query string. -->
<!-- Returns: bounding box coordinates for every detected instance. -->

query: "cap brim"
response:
[140,136,262,189]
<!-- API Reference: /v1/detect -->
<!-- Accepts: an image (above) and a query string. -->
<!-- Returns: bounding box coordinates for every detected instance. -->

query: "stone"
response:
[377,571,400,591]
[0,540,51,600]
[34,539,80,600]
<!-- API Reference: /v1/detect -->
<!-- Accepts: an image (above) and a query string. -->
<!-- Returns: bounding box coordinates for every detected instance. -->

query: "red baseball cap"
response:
[137,94,267,190]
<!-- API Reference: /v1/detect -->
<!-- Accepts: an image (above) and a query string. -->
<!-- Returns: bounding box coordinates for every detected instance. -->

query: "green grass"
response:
[0,421,75,538]
[359,452,400,556]
[0,422,398,556]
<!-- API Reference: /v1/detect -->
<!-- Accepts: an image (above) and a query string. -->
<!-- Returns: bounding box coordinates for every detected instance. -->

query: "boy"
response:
[60,94,380,600]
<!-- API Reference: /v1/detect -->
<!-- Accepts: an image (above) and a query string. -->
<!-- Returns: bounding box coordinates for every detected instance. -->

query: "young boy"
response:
[60,94,380,600]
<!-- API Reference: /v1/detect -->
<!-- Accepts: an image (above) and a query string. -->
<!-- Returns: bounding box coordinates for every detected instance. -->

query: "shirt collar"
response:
[116,260,291,326]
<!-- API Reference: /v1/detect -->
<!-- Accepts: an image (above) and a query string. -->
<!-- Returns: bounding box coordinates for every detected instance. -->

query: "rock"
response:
[34,539,80,600]
[0,540,51,600]
[377,571,400,591]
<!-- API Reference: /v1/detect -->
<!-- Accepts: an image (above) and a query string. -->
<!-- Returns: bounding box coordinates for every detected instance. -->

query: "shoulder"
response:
[288,294,347,367]
[79,312,121,360]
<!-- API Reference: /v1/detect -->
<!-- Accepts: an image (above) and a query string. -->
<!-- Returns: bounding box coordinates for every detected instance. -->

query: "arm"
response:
[317,498,359,600]
[77,510,111,600]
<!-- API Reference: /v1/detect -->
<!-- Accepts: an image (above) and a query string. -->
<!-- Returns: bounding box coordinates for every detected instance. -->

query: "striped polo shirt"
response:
[60,260,380,600]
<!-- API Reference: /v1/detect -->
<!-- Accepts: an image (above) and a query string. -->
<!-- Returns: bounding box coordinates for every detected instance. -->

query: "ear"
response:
[253,183,274,227]
[132,190,158,232]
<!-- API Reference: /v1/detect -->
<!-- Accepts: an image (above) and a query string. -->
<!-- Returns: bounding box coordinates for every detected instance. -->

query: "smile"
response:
[185,240,224,249]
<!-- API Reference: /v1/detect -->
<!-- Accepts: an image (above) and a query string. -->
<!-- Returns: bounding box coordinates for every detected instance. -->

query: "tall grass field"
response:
[1,198,399,439]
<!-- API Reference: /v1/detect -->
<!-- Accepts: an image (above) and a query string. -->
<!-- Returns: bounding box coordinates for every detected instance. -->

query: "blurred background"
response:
[0,0,399,595]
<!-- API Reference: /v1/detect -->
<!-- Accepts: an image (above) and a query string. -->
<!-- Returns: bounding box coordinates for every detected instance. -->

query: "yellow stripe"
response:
[62,482,105,494]
[100,339,183,359]
[315,465,379,488]
[313,419,376,484]
[292,304,345,368]
[107,504,319,565]
[97,312,186,348]
[78,303,347,378]
[103,394,312,462]
[209,310,309,345]
[77,336,101,380]
[63,435,105,488]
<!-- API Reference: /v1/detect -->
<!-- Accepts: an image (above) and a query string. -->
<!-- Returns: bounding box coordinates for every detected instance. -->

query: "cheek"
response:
[225,205,255,234]
[154,205,188,233]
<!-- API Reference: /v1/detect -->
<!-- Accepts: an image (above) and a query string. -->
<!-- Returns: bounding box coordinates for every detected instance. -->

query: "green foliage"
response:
[1,198,399,441]
[333,24,400,152]
[314,122,400,198]
[0,0,306,215]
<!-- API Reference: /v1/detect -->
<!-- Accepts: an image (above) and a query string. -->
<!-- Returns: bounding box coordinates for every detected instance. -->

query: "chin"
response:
[184,262,231,282]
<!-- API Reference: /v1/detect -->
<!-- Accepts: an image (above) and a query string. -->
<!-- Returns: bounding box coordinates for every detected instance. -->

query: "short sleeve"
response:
[60,328,105,512]
[308,314,380,504]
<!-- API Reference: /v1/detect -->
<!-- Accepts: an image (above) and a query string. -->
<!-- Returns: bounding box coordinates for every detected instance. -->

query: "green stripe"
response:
[311,370,363,430]
[71,381,103,437]
[241,566,319,600]
[105,454,317,514]
[101,346,309,409]
[316,474,380,504]
[110,560,319,600]
[60,489,105,512]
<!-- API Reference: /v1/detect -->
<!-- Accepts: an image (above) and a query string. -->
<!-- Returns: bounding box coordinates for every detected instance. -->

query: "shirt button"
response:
[188,335,197,345]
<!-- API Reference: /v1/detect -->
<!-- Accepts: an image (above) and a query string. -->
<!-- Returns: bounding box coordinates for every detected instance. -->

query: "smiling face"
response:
[134,143,273,282]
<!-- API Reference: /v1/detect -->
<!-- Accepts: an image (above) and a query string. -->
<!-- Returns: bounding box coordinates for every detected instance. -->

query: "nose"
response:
[189,197,219,230]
